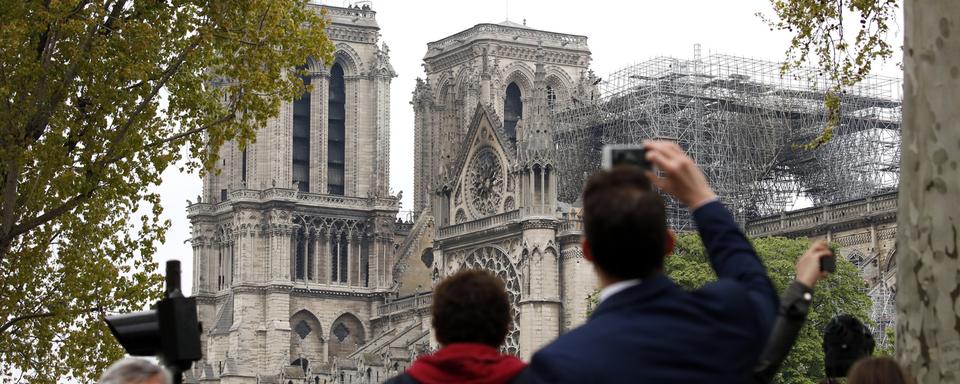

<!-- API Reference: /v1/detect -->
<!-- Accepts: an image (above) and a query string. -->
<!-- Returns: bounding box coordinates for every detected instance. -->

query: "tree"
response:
[0,1,334,382]
[896,1,960,382]
[671,235,872,383]
[759,0,898,147]
[593,234,871,384]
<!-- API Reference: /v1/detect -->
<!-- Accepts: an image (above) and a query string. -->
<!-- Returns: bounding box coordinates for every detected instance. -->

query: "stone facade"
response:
[407,21,600,360]
[186,5,407,383]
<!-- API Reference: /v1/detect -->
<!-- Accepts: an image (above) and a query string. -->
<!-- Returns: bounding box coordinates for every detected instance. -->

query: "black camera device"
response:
[820,249,836,273]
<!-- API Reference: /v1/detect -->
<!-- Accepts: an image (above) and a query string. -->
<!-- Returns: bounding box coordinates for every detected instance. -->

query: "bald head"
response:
[99,358,170,384]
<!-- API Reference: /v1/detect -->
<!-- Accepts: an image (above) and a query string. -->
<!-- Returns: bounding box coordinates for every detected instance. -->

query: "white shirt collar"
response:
[598,278,643,304]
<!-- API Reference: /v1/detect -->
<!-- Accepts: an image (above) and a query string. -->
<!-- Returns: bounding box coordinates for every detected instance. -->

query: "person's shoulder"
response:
[695,278,750,301]
[525,321,610,380]
[383,372,418,384]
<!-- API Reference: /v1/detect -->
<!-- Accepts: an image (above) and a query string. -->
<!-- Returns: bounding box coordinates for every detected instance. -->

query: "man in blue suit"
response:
[519,141,779,383]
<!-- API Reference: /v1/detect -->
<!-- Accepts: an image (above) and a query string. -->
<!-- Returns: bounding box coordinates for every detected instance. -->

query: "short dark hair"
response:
[823,314,876,377]
[431,270,511,348]
[582,166,667,280]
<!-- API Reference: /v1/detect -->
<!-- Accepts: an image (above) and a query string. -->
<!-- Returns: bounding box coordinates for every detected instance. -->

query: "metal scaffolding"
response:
[551,53,902,230]
[868,281,896,350]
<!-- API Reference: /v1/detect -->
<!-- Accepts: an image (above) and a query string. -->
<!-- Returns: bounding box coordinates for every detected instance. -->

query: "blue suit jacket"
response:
[522,201,778,383]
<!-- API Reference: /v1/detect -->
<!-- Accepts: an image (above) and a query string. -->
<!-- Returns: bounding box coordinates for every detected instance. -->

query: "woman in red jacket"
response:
[386,270,526,384]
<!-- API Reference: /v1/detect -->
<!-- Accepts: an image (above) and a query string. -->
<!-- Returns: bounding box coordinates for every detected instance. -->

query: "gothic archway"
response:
[328,313,366,362]
[290,310,324,366]
[461,246,521,355]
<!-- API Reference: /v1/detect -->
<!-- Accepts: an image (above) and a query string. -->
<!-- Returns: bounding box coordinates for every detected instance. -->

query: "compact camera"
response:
[602,144,652,171]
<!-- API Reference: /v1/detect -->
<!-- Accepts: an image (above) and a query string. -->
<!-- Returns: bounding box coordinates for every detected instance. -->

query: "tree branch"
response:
[3,179,101,245]
[0,159,19,262]
[146,111,238,149]
[0,307,102,334]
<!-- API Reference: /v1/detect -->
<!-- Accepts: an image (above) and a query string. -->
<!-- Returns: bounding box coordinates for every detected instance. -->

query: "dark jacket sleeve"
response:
[692,201,779,331]
[753,280,815,384]
[383,372,418,384]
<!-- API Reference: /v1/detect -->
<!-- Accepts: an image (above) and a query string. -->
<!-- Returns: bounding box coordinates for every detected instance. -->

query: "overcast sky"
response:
[152,0,904,295]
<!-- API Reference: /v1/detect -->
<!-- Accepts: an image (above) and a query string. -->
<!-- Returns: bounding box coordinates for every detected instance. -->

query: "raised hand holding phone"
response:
[797,240,833,288]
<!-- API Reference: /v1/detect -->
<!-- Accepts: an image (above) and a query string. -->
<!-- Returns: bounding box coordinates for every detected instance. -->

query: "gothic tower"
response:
[406,21,599,361]
[187,4,399,383]
[411,21,594,218]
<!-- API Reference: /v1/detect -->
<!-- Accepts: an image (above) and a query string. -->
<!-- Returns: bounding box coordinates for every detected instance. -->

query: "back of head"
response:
[431,269,511,348]
[582,166,667,280]
[847,357,914,384]
[99,358,170,384]
[823,314,876,377]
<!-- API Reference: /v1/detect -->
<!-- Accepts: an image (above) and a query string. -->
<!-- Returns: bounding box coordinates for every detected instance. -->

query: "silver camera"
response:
[601,144,651,171]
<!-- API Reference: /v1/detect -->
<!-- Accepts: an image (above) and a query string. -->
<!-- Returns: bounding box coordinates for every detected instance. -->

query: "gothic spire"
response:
[518,42,554,166]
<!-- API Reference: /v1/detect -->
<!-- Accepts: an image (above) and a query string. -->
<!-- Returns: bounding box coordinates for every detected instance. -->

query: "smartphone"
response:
[820,251,836,273]
[602,144,651,171]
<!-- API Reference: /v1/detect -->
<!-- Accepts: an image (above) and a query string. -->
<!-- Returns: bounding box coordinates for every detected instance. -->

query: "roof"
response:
[497,19,530,29]
[211,294,234,335]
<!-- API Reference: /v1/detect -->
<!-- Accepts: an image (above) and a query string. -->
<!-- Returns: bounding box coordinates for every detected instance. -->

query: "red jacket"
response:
[405,343,526,384]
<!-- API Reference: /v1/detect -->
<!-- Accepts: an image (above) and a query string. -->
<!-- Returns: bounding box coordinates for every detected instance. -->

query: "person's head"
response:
[823,314,876,377]
[847,357,914,384]
[431,269,511,348]
[99,358,170,384]
[582,166,672,281]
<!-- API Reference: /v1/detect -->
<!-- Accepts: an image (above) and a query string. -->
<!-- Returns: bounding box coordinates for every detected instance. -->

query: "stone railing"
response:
[322,4,376,19]
[186,188,399,217]
[437,210,521,239]
[745,191,898,238]
[427,23,588,51]
[557,219,583,236]
[377,293,432,317]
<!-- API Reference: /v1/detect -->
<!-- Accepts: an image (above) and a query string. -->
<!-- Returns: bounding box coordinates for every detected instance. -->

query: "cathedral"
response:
[185,4,596,383]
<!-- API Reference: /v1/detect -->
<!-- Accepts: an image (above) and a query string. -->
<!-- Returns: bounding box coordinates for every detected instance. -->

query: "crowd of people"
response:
[101,141,911,383]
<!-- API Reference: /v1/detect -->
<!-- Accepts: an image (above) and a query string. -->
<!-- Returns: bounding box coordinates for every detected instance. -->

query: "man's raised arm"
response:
[643,141,778,322]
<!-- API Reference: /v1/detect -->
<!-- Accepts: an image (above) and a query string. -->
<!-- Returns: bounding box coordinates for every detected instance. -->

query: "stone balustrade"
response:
[745,191,898,238]
[558,219,583,236]
[437,210,521,239]
[377,293,432,317]
[427,24,588,52]
[324,5,376,19]
[186,188,399,217]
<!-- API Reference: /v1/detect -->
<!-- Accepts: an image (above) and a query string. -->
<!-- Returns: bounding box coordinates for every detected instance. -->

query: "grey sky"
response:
[152,0,904,295]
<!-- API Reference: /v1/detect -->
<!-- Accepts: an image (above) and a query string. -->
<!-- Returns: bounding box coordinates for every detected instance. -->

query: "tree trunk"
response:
[897,0,960,382]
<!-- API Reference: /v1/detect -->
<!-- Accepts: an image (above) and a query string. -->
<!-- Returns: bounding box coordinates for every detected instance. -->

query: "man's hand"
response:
[796,240,832,288]
[642,140,718,210]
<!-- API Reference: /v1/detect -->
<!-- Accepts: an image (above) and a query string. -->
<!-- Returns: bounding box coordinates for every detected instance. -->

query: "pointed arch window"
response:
[546,86,556,108]
[293,227,306,280]
[241,148,247,184]
[504,82,522,144]
[328,63,347,195]
[330,231,348,283]
[292,66,311,192]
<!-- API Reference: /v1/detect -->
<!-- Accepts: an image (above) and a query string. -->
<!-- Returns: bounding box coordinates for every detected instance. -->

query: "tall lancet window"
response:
[294,227,306,281]
[241,148,247,185]
[328,63,346,195]
[330,231,349,283]
[504,82,522,145]
[546,86,556,109]
[292,67,311,192]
